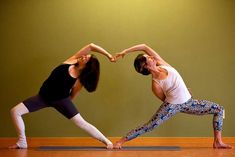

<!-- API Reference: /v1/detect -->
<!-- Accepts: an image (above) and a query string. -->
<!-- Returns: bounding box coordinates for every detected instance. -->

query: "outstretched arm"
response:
[116,44,170,66]
[67,43,114,62]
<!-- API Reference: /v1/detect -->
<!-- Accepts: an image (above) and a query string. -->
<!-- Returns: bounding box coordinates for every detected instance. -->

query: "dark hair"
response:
[79,55,100,92]
[134,54,150,75]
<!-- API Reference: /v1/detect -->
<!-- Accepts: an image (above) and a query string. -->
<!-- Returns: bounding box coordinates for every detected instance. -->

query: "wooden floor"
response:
[0,137,235,157]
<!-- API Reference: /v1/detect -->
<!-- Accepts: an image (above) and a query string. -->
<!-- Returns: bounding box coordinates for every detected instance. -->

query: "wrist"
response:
[123,49,128,54]
[120,137,128,143]
[107,54,112,59]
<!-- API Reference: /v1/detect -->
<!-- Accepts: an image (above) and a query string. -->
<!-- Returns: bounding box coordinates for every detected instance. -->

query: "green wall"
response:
[0,0,234,137]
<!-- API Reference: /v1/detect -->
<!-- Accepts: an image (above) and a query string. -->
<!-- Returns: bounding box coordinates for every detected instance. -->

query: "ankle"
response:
[16,139,28,149]
[117,137,128,145]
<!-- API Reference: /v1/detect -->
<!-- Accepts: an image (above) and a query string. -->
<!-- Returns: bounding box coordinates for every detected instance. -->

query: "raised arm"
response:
[116,44,170,66]
[67,43,114,62]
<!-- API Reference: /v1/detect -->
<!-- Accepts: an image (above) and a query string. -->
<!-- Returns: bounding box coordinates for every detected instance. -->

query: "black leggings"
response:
[23,95,79,119]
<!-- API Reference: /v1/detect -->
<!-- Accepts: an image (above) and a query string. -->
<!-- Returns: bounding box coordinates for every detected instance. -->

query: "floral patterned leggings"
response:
[125,98,224,141]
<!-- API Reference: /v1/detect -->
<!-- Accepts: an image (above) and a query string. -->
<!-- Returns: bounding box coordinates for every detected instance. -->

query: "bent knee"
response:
[218,105,224,113]
[10,106,19,116]
[212,105,224,117]
[10,103,28,116]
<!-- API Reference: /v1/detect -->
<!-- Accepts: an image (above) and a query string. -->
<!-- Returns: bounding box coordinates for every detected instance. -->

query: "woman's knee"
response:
[11,106,19,116]
[10,103,29,116]
[215,105,224,114]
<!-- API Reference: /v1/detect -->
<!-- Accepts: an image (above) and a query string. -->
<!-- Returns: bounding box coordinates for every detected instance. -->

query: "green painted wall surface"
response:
[0,0,234,137]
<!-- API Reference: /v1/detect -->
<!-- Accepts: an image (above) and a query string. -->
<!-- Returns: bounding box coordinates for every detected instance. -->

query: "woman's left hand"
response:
[108,55,116,62]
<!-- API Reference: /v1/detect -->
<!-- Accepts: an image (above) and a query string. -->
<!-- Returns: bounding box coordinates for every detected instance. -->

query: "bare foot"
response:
[106,143,113,149]
[213,141,233,149]
[8,144,20,149]
[113,142,123,149]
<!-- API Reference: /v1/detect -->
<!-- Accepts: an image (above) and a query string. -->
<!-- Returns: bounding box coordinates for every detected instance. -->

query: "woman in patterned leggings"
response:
[114,44,232,149]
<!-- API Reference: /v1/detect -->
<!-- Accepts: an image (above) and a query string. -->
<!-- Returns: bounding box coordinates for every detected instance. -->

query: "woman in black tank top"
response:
[9,43,115,149]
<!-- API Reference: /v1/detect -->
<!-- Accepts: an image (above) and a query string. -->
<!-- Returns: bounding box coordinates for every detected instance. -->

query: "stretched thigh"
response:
[23,95,49,112]
[181,99,222,115]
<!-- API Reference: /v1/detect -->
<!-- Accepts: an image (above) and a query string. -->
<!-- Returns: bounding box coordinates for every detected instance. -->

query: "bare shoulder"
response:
[68,64,79,78]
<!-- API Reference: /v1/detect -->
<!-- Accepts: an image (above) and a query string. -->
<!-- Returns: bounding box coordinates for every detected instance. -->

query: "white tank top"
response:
[153,65,191,104]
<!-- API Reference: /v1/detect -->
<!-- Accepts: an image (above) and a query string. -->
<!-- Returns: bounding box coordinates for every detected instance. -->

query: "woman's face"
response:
[78,54,91,65]
[143,54,156,69]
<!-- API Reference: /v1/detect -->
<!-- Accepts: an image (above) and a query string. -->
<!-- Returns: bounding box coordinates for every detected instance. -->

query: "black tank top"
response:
[39,64,77,101]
